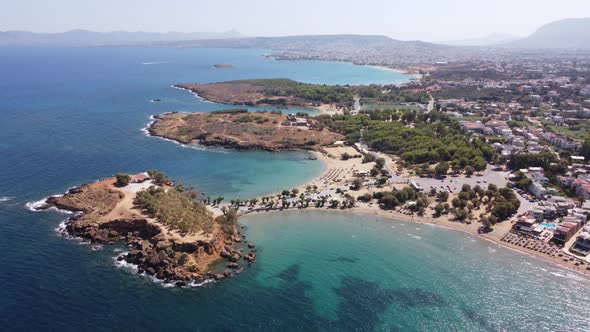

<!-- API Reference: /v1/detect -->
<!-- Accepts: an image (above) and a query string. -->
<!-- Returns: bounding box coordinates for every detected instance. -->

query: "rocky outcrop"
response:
[65,217,160,244]
[42,181,253,286]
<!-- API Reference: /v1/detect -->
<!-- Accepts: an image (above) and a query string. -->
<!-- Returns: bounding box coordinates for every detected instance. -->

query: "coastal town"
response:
[33,52,590,287]
[8,0,590,329]
[155,54,590,275]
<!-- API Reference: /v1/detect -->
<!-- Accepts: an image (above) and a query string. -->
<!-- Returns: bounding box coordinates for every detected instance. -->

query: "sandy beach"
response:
[231,148,590,276]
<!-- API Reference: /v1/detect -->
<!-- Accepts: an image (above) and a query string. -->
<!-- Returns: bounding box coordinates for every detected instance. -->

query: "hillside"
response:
[506,18,590,49]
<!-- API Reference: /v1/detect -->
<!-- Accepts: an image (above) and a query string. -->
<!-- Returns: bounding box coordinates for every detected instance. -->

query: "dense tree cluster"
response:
[448,184,520,224]
[507,151,559,170]
[313,110,496,173]
[229,79,429,109]
[372,186,429,215]
[240,79,354,106]
[356,85,429,104]
[134,186,214,235]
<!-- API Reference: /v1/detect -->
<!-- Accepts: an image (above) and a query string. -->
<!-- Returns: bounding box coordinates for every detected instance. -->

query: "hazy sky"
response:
[2,0,589,41]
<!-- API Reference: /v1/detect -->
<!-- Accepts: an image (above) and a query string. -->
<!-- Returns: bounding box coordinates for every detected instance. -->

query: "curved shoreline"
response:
[242,205,590,278]
[268,55,419,85]
[222,149,590,277]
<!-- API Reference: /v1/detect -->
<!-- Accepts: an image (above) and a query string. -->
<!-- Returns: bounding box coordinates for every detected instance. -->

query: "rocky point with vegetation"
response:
[38,171,252,286]
[148,109,343,151]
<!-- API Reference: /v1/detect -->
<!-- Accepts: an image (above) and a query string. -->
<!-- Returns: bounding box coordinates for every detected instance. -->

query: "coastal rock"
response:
[229,253,241,262]
[247,243,255,249]
[227,262,239,269]
[147,252,161,267]
[244,253,256,263]
[173,242,199,253]
[204,242,215,255]
[140,240,153,251]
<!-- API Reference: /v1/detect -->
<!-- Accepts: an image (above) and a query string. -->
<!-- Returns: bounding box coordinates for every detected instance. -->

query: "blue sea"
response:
[1,46,589,331]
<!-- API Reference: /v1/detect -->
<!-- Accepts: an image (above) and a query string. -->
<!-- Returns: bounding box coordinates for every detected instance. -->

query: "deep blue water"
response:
[1,47,589,331]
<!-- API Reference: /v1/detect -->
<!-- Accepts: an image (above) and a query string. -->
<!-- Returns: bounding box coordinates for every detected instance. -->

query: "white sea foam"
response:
[26,195,74,214]
[91,244,104,251]
[549,271,586,281]
[55,220,67,234]
[171,85,214,103]
[142,61,171,65]
[25,197,50,211]
[408,234,422,240]
[140,115,156,136]
[54,218,88,245]
[0,196,13,203]
[113,252,215,288]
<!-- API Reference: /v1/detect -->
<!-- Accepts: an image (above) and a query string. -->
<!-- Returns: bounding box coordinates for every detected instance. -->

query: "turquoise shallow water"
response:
[242,210,590,331]
[0,46,589,331]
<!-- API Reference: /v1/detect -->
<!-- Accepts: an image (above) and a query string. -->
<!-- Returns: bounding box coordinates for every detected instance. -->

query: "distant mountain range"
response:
[161,34,443,50]
[444,33,520,47]
[2,17,589,51]
[504,18,590,49]
[0,29,244,46]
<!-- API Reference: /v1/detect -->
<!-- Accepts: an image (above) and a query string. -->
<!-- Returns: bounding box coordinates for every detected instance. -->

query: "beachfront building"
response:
[571,226,590,256]
[553,221,583,245]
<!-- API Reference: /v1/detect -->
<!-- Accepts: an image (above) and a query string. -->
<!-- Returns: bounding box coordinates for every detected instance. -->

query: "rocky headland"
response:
[148,110,343,151]
[38,175,254,286]
[174,78,354,110]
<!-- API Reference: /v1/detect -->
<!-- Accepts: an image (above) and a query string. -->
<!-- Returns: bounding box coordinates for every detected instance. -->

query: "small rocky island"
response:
[148,109,343,151]
[37,171,252,286]
[213,64,234,69]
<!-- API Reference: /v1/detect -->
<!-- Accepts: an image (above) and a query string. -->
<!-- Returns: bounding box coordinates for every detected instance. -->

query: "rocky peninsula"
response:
[148,110,343,151]
[37,172,253,286]
[174,78,355,111]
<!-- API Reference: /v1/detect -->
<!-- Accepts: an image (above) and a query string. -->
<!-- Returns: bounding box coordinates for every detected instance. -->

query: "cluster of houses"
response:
[508,163,590,259]
[514,196,587,246]
[461,119,551,156]
[542,132,582,151]
[460,113,584,158]
[559,175,590,200]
